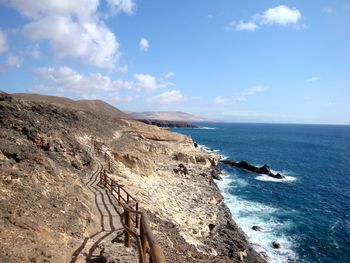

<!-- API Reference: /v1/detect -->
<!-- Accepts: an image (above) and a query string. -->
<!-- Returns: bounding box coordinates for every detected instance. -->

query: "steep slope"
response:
[13,93,131,119]
[0,92,264,263]
[130,111,210,122]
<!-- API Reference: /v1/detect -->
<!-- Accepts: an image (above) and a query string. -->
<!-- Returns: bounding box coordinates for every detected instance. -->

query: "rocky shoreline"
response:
[96,129,267,262]
[0,92,265,262]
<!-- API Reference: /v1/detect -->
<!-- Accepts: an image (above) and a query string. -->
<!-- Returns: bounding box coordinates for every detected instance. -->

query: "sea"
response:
[172,123,350,263]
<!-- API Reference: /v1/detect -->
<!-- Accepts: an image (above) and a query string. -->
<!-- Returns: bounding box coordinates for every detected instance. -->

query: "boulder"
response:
[208,223,216,232]
[272,241,281,249]
[211,167,222,180]
[252,225,262,231]
[178,163,188,175]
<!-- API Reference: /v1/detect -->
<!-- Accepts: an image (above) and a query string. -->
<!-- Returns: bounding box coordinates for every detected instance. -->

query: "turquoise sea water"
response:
[173,123,350,263]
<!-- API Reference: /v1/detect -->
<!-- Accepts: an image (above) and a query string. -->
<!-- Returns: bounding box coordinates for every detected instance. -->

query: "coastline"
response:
[95,123,266,263]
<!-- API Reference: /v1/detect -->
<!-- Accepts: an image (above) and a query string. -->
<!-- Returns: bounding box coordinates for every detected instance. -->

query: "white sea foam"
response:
[198,144,219,153]
[198,126,216,130]
[253,168,297,183]
[217,173,298,263]
[255,175,297,183]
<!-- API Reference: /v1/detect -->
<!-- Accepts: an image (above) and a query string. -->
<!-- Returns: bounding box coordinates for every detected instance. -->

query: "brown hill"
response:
[130,111,210,122]
[13,93,131,119]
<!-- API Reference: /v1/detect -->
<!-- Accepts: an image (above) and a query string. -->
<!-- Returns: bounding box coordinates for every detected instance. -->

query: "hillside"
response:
[0,92,263,263]
[13,93,131,119]
[130,111,210,122]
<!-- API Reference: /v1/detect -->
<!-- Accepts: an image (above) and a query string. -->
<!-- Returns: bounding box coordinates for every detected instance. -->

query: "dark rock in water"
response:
[220,159,284,179]
[194,142,198,148]
[269,173,284,179]
[252,225,262,231]
[211,167,222,180]
[260,164,270,174]
[272,241,281,249]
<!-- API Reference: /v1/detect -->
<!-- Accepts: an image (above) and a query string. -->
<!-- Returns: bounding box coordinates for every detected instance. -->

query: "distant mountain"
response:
[13,93,131,119]
[130,111,211,122]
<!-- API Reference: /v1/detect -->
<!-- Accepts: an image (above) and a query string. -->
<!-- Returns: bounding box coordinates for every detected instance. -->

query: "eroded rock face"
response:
[112,151,156,177]
[173,152,197,164]
[0,94,101,262]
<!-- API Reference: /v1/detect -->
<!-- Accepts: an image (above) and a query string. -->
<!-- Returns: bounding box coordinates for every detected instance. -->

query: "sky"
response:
[0,0,349,124]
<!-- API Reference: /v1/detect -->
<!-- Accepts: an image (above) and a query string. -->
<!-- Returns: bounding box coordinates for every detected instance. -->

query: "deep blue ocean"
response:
[173,123,350,263]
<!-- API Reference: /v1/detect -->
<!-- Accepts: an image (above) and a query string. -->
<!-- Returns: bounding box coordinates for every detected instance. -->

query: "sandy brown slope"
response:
[13,93,131,119]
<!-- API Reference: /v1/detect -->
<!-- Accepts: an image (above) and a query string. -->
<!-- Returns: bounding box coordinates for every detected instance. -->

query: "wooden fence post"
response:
[135,202,139,228]
[125,209,131,247]
[140,216,147,263]
[118,186,121,202]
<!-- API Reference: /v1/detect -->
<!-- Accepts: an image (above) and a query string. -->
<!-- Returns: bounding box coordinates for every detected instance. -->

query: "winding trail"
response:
[70,147,137,263]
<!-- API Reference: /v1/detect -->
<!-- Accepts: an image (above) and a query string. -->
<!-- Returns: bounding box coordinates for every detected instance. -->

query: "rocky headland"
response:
[136,119,199,128]
[0,92,265,262]
[221,159,284,179]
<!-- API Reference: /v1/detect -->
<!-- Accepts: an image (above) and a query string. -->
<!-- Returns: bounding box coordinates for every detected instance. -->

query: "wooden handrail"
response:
[92,139,166,263]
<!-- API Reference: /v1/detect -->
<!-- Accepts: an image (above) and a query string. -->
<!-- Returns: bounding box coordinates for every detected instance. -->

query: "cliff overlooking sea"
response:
[174,123,350,263]
[0,93,265,262]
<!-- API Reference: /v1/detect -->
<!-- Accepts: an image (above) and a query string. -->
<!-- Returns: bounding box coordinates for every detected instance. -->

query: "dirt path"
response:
[70,149,138,263]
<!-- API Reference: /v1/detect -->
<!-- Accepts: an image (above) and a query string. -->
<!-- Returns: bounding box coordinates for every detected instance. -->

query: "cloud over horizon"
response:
[33,66,182,104]
[214,85,266,105]
[148,90,186,104]
[231,5,302,31]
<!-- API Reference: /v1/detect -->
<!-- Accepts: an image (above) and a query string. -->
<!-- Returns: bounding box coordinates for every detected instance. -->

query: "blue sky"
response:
[0,0,349,124]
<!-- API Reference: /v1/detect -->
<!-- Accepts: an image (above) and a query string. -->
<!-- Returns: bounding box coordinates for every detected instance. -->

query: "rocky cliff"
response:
[0,92,264,263]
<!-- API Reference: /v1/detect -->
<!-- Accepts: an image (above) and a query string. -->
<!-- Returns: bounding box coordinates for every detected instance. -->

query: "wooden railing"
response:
[92,139,166,263]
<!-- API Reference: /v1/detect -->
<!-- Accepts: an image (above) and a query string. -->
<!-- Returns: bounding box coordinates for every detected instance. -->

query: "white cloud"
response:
[35,66,133,94]
[148,90,186,104]
[214,85,266,105]
[307,76,320,82]
[261,6,301,25]
[0,29,7,53]
[6,54,24,68]
[134,74,157,91]
[139,37,149,52]
[107,0,135,15]
[3,0,135,70]
[235,21,259,31]
[35,67,167,99]
[165,72,175,78]
[230,5,302,31]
